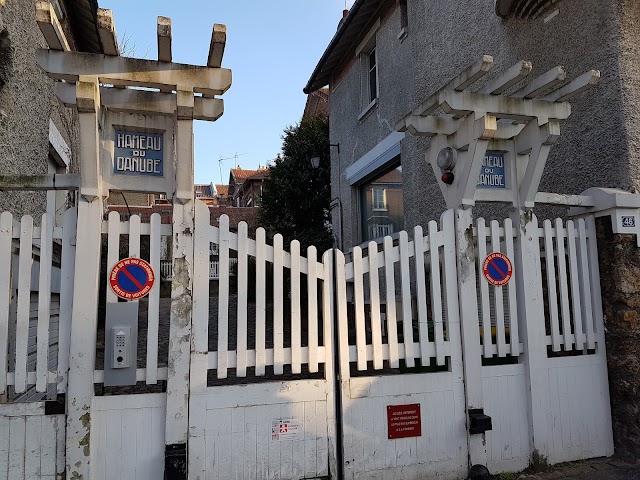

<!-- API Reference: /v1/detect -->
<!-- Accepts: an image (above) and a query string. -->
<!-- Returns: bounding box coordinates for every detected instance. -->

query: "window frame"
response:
[355,19,381,119]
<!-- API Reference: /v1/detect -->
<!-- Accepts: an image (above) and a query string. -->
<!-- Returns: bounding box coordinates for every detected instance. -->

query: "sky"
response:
[101,0,356,185]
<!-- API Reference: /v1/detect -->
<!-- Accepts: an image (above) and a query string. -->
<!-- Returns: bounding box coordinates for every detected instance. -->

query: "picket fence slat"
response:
[36,213,54,392]
[477,218,494,358]
[273,234,284,375]
[490,220,508,358]
[307,246,319,373]
[383,236,399,368]
[399,231,415,367]
[586,215,605,340]
[566,220,585,350]
[129,215,141,258]
[429,221,446,366]
[368,241,383,370]
[414,227,430,366]
[336,251,350,379]
[15,215,34,394]
[106,212,120,305]
[192,203,210,369]
[0,212,12,393]
[255,228,267,376]
[543,219,562,351]
[555,219,574,349]
[57,208,77,393]
[578,219,596,350]
[353,247,367,371]
[504,218,520,356]
[146,213,161,384]
[290,240,301,374]
[322,250,333,372]
[236,222,249,377]
[217,215,230,379]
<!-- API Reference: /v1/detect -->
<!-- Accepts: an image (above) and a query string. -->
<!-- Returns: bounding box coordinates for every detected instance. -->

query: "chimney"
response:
[338,8,349,30]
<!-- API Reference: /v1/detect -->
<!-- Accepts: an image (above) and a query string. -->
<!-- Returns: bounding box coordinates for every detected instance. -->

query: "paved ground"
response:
[505,457,640,480]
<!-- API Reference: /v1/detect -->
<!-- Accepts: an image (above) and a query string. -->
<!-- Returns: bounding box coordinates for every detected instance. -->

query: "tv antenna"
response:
[217,152,247,184]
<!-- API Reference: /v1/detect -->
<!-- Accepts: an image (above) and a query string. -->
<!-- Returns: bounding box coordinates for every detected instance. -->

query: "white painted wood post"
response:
[66,77,103,480]
[512,210,551,461]
[454,207,488,467]
[165,86,196,475]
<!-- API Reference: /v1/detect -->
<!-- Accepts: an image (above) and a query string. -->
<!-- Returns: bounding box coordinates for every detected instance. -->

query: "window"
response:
[356,19,380,117]
[360,164,403,241]
[367,47,378,104]
[372,188,386,210]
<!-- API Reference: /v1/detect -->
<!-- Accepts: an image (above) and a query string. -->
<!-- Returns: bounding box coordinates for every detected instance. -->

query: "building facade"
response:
[306,0,640,249]
[0,0,108,221]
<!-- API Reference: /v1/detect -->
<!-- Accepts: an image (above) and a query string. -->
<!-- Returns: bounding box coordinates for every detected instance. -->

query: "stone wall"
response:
[596,216,640,458]
[0,0,79,219]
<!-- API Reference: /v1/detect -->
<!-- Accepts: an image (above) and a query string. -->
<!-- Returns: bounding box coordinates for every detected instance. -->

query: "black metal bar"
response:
[331,247,345,480]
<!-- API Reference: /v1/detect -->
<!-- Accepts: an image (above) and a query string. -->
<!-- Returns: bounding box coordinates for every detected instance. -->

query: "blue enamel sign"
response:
[114,130,163,176]
[477,153,505,189]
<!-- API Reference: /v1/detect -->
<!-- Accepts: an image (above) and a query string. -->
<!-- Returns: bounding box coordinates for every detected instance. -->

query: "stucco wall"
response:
[0,0,79,219]
[329,0,631,249]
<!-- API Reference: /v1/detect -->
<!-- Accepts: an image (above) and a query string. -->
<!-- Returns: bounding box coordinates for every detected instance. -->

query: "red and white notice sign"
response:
[387,404,422,439]
[271,417,301,441]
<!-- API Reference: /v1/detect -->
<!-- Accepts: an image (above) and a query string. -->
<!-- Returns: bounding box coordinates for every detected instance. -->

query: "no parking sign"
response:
[109,257,155,300]
[482,252,513,287]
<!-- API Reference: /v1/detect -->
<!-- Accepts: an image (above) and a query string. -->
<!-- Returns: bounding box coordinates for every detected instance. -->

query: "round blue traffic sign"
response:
[109,257,155,300]
[482,252,513,287]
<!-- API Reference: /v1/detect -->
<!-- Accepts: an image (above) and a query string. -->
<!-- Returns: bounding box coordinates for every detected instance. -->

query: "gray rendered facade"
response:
[315,0,639,250]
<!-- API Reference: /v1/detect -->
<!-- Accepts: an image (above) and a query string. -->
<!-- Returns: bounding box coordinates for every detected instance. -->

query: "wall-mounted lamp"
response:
[437,146,457,170]
[309,152,321,169]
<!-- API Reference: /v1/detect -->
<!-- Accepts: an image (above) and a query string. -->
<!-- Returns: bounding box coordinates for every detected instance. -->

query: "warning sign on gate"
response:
[387,404,422,439]
[482,252,513,287]
[109,257,155,300]
[271,418,301,441]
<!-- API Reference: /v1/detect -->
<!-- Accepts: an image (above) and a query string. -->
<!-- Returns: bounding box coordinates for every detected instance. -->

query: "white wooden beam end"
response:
[207,24,227,68]
[543,70,601,102]
[157,16,172,63]
[481,60,532,95]
[35,2,70,52]
[97,8,120,56]
[514,66,566,99]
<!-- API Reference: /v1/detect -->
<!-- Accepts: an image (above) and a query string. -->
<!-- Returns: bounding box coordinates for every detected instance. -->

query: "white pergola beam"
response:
[481,60,532,95]
[451,115,497,151]
[513,66,566,99]
[543,70,601,102]
[36,49,232,96]
[411,55,494,117]
[55,83,224,121]
[35,2,70,52]
[157,16,172,62]
[207,24,227,68]
[396,115,461,137]
[439,90,572,122]
[97,8,120,56]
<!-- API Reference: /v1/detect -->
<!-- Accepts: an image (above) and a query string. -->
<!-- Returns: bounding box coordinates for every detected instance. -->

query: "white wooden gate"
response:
[0,209,76,479]
[188,201,336,479]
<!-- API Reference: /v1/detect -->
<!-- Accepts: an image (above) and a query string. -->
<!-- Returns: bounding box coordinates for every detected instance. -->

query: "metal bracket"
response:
[44,394,66,415]
[469,408,492,435]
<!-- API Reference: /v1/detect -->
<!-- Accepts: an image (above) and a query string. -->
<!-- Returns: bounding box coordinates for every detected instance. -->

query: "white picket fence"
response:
[0,209,76,397]
[343,213,457,370]
[0,203,614,480]
[159,258,237,281]
[97,211,170,385]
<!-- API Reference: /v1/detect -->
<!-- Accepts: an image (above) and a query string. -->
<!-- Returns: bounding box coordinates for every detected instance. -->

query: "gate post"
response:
[512,210,552,461]
[454,207,488,467]
[164,88,196,478]
[65,77,104,479]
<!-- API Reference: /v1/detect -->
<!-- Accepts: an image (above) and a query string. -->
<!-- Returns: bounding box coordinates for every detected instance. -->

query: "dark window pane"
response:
[360,164,403,241]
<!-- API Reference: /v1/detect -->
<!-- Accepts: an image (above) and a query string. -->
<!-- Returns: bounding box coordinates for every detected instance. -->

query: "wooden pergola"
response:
[396,55,600,210]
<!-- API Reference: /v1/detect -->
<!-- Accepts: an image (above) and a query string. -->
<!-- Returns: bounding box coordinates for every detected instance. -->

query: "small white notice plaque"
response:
[271,418,301,441]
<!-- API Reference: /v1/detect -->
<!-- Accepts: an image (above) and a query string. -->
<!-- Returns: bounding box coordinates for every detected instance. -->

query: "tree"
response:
[259,116,332,253]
